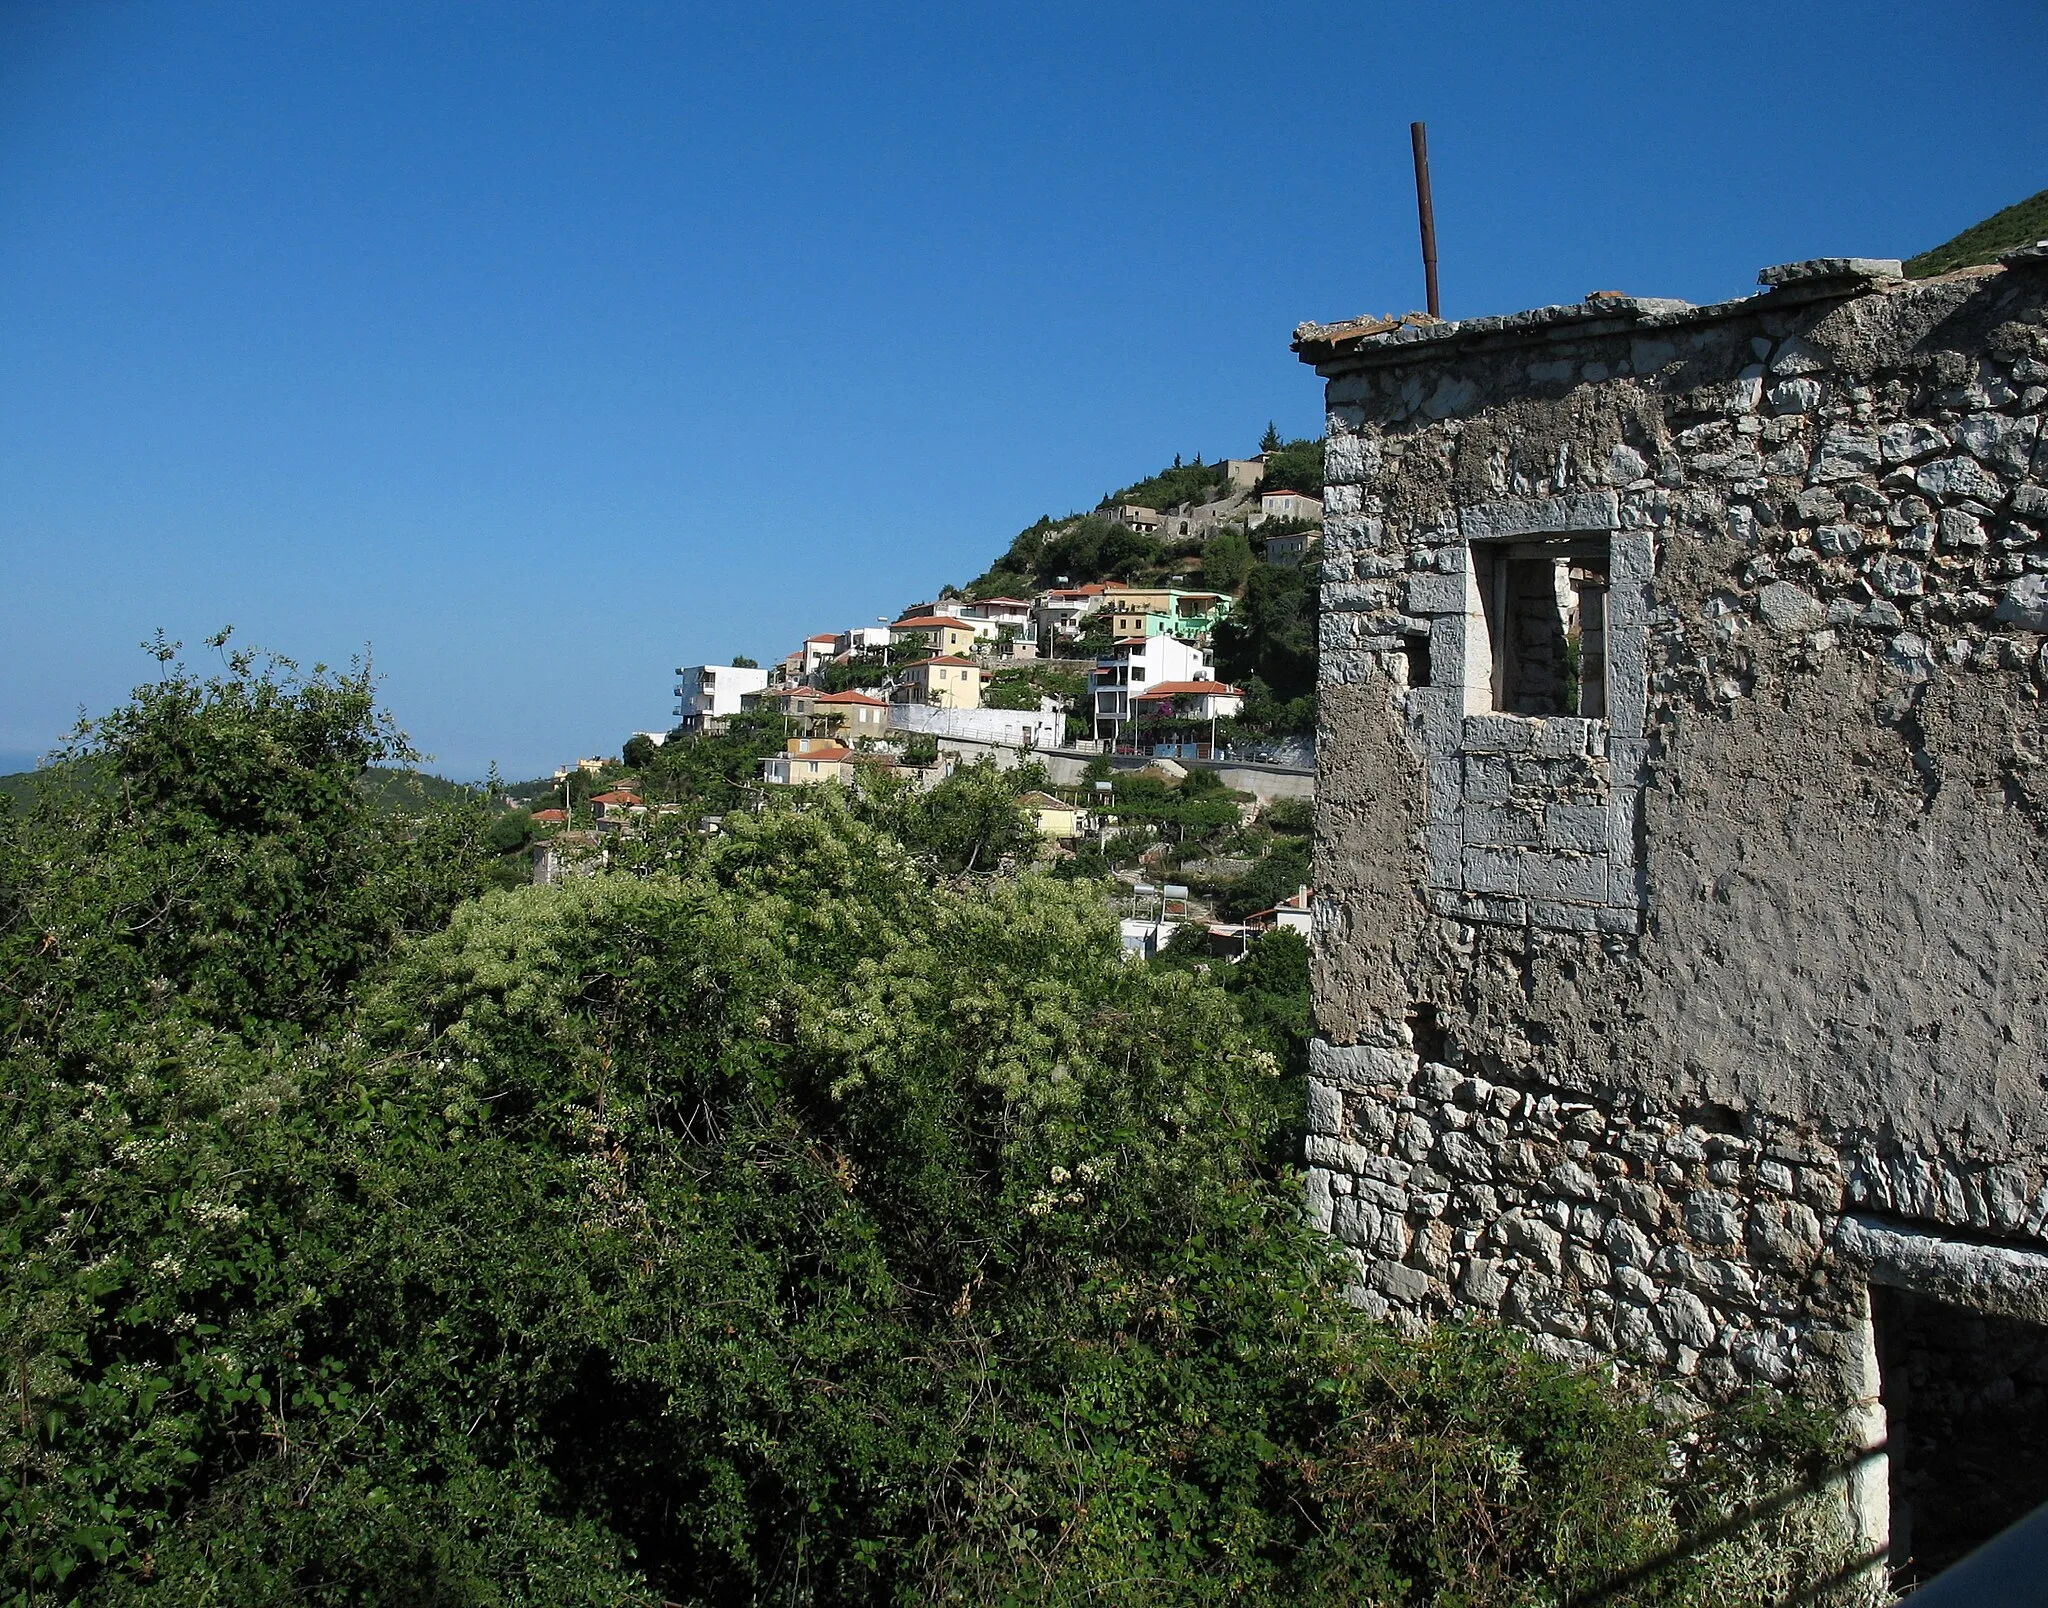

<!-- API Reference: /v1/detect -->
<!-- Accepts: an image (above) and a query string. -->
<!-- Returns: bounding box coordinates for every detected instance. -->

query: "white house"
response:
[1130,679,1246,723]
[799,634,839,675]
[1258,487,1323,522]
[1089,635,1214,740]
[673,662,771,732]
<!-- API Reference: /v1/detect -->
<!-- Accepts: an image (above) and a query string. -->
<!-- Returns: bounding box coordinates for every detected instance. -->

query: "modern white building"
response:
[1089,635,1214,741]
[673,662,771,732]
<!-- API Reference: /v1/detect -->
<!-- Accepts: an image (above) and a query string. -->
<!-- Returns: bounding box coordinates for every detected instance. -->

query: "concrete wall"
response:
[1298,251,2048,1459]
[913,729,1315,802]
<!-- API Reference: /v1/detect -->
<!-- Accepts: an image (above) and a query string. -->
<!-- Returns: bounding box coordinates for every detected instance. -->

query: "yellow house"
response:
[1016,790,1085,842]
[893,655,982,709]
[888,614,982,659]
[761,737,856,786]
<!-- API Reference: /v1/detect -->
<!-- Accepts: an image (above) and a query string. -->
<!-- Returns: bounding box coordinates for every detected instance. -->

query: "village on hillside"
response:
[510,439,1328,957]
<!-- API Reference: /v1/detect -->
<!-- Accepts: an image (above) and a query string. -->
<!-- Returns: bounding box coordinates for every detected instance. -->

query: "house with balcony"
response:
[957,597,1037,652]
[1104,587,1234,643]
[892,655,983,709]
[1031,583,1117,650]
[887,613,985,658]
[1089,635,1213,742]
[1131,679,1246,723]
[742,685,818,725]
[674,662,771,733]
[1108,503,1163,533]
[808,687,891,742]
[759,737,875,787]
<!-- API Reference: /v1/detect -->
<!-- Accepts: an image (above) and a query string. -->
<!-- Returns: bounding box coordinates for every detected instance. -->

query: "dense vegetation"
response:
[1099,454,1227,514]
[0,643,1851,1604]
[1905,187,2048,278]
[1215,559,1321,737]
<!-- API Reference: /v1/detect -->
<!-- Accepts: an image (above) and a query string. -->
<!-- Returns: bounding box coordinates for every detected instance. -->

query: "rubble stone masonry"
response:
[1294,248,2048,1549]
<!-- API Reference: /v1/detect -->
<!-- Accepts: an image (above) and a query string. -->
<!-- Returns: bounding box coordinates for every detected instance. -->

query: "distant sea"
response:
[0,750,48,775]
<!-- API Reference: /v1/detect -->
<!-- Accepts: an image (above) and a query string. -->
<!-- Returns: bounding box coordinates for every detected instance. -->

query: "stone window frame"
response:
[1404,491,1653,934]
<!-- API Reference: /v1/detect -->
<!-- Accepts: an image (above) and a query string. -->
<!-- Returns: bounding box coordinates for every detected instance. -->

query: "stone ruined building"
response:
[1293,245,2048,1580]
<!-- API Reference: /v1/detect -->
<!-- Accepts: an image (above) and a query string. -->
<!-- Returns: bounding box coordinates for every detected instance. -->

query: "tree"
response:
[731,654,758,668]
[0,667,1850,1605]
[1201,527,1254,592]
[1216,559,1320,706]
[1261,421,1282,453]
[1257,437,1325,498]
[1,632,493,1039]
[622,733,658,770]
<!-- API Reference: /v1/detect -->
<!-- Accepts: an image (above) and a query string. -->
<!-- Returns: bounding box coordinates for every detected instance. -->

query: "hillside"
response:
[968,437,1324,598]
[1906,187,2048,277]
[3,761,479,816]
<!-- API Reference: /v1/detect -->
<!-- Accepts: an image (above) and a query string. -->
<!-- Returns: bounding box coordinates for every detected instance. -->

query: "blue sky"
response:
[2,1,2041,779]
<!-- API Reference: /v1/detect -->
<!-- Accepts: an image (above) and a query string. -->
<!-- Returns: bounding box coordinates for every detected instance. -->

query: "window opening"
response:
[1403,631,1433,689]
[1407,1003,1447,1065]
[1872,1286,2048,1587]
[1473,537,1608,717]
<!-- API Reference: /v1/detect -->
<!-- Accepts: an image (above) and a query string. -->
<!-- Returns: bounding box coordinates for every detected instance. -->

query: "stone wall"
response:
[1295,247,2048,1462]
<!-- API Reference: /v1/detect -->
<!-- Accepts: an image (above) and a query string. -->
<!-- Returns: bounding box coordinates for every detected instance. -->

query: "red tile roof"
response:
[590,790,642,804]
[902,654,978,670]
[1134,680,1244,698]
[814,689,888,705]
[532,808,569,822]
[891,615,975,631]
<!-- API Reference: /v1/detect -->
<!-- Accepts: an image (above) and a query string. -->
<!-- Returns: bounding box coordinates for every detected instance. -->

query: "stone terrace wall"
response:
[1296,250,2048,1412]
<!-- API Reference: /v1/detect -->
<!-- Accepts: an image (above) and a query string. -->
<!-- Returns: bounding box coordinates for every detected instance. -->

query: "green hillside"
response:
[1906,187,2048,278]
[4,762,475,816]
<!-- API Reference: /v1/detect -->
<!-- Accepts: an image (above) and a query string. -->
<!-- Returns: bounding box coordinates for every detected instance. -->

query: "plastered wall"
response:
[1298,253,2048,1415]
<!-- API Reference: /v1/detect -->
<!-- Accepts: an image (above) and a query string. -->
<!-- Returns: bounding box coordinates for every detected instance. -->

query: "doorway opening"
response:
[1872,1285,2048,1586]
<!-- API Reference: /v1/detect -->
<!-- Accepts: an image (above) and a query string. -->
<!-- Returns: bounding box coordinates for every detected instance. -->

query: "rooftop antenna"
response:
[1410,121,1440,319]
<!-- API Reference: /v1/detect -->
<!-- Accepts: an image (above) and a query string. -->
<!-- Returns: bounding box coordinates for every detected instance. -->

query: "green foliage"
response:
[2,634,495,1040]
[486,807,536,855]
[984,514,1163,590]
[1260,422,1282,453]
[1217,838,1311,921]
[1906,188,2048,277]
[1103,455,1227,513]
[357,765,474,813]
[856,758,1038,872]
[984,666,1085,713]
[1224,927,1311,1078]
[1216,558,1321,720]
[965,567,1035,601]
[0,644,1855,1605]
[1097,771,1241,847]
[1257,437,1325,499]
[818,656,889,693]
[1201,526,1254,592]
[1260,796,1315,836]
[634,717,784,815]
[621,734,658,770]
[730,655,758,668]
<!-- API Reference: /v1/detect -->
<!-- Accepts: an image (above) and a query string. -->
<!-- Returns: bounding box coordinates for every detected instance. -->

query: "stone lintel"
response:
[1835,1212,2048,1326]
[1459,491,1621,542]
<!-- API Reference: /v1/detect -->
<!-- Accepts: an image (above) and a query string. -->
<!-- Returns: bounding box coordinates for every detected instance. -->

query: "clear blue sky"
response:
[3,1,2041,779]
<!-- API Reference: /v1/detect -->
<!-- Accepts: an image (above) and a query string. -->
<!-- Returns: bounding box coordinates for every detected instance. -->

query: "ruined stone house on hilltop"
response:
[1294,245,2048,1579]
